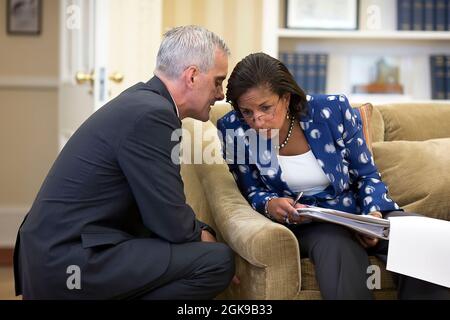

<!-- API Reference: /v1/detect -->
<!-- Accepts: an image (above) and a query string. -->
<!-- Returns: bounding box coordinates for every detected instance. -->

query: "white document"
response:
[387,216,450,288]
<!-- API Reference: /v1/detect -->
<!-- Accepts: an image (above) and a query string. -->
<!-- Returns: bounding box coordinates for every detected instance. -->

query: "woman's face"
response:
[237,86,290,139]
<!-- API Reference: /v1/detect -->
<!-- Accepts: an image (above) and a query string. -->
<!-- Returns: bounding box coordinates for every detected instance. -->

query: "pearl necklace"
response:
[276,116,295,150]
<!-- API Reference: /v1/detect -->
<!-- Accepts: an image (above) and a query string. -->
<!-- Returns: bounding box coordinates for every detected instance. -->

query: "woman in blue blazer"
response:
[217,53,449,299]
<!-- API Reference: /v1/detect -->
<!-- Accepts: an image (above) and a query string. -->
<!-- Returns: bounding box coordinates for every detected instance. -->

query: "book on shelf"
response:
[435,0,448,31]
[397,0,449,31]
[305,54,317,94]
[316,54,328,95]
[397,0,413,30]
[430,55,447,100]
[294,54,307,93]
[446,55,450,100]
[412,0,424,30]
[280,52,296,79]
[295,206,390,240]
[448,0,450,30]
[424,0,434,31]
[279,52,328,95]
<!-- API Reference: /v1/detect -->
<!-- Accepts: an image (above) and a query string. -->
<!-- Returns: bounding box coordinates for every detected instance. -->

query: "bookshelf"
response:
[262,0,450,103]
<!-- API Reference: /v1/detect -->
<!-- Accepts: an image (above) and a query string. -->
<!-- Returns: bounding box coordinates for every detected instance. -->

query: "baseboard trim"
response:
[0,248,13,266]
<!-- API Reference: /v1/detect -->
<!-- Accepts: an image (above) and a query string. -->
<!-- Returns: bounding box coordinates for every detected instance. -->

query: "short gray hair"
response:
[155,25,230,79]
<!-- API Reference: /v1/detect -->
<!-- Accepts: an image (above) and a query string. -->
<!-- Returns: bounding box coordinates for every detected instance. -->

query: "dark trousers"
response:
[134,241,235,300]
[291,211,450,300]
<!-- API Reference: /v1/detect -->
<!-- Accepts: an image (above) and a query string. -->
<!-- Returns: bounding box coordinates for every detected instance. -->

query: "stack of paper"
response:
[387,216,450,288]
[295,206,390,240]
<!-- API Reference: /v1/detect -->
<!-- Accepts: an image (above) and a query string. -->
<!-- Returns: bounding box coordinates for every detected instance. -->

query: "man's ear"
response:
[184,66,198,89]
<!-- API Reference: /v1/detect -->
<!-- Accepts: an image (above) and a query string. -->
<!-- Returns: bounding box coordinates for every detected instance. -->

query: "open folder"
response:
[295,206,390,240]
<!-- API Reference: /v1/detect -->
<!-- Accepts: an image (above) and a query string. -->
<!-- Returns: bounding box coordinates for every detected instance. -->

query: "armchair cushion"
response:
[372,138,450,220]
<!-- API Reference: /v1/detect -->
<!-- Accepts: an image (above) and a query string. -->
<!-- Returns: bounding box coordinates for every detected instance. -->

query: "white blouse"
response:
[277,150,330,196]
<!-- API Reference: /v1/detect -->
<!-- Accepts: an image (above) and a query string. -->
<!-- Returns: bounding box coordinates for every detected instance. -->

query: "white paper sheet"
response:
[387,216,450,288]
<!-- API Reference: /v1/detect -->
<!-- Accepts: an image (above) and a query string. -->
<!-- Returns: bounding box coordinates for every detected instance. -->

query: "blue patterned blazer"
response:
[217,94,401,220]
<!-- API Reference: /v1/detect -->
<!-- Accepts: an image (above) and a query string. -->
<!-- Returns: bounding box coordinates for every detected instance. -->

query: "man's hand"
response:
[355,211,383,248]
[201,230,240,285]
[201,229,216,242]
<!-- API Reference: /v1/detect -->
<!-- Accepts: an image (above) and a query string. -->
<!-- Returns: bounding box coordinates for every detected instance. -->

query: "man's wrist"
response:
[201,225,216,238]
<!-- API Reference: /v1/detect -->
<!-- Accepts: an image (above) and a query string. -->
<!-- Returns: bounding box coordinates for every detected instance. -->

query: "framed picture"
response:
[286,0,359,30]
[7,0,42,35]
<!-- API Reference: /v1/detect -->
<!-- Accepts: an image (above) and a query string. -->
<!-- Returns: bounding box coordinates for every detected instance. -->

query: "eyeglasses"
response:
[239,98,281,122]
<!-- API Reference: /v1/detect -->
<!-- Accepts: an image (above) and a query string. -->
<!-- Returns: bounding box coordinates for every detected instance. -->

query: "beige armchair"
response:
[180,101,450,299]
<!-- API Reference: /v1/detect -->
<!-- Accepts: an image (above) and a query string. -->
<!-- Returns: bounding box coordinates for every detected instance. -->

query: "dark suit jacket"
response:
[14,76,212,299]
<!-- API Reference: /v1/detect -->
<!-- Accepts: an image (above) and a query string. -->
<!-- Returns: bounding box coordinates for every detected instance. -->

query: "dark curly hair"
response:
[226,52,308,119]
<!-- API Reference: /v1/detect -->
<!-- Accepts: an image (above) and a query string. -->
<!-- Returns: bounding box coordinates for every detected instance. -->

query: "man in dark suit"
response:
[14,25,236,299]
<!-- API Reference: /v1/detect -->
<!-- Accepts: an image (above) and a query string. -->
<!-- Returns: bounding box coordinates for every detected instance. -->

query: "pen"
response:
[292,191,304,207]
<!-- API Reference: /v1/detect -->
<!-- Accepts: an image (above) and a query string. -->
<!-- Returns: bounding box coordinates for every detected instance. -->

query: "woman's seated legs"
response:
[292,222,373,300]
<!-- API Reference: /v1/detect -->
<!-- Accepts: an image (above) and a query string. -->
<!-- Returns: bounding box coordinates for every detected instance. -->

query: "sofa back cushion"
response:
[372,138,450,221]
[375,103,450,142]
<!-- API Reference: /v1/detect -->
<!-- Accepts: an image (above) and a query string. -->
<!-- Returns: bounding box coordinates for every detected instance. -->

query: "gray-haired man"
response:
[14,25,236,300]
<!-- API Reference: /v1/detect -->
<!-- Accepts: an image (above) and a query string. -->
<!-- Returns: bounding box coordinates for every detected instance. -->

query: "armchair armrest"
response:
[196,163,302,299]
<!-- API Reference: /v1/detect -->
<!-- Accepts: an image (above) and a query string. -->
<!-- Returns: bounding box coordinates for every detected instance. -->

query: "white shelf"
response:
[278,29,450,41]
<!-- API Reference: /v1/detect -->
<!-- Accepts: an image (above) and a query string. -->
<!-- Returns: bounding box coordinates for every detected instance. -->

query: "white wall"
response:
[0,0,60,246]
[163,0,263,82]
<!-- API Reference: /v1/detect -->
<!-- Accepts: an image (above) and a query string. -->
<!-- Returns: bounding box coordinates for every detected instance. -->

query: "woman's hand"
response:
[267,197,310,224]
[355,211,383,248]
[368,211,383,219]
